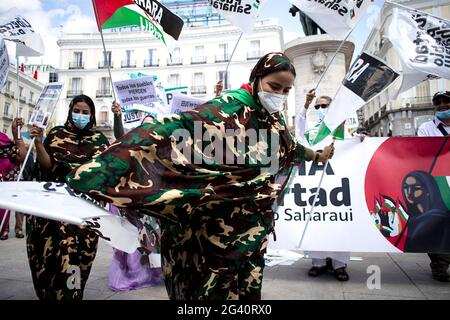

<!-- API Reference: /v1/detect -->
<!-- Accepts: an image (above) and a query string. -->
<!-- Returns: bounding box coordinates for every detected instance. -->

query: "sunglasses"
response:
[314,104,329,109]
[433,98,450,106]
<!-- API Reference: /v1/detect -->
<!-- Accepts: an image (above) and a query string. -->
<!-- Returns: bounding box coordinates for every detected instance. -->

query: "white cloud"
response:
[0,1,96,67]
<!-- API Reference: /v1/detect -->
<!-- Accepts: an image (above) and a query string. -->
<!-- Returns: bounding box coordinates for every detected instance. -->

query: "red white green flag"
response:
[92,0,184,54]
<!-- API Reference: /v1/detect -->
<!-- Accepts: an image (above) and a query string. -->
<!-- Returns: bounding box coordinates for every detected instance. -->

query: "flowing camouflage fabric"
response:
[26,122,109,300]
[67,87,315,300]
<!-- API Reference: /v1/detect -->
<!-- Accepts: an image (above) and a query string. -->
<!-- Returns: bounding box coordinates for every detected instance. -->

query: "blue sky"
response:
[0,0,384,66]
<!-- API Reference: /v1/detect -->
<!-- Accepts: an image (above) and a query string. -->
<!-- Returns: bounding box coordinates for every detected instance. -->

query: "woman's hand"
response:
[29,124,44,144]
[316,143,334,163]
[111,101,122,116]
[304,89,316,109]
[215,80,224,97]
[11,117,24,140]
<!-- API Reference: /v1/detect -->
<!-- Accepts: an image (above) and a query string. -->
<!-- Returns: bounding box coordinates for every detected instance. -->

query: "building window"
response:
[70,52,83,69]
[192,73,206,94]
[4,102,11,116]
[49,72,58,83]
[98,106,109,124]
[122,50,136,68]
[218,71,229,90]
[68,78,82,97]
[168,48,182,65]
[5,81,11,92]
[99,51,112,68]
[169,74,180,87]
[97,77,111,97]
[192,46,206,64]
[248,40,261,60]
[29,91,34,104]
[216,43,229,62]
[145,49,158,66]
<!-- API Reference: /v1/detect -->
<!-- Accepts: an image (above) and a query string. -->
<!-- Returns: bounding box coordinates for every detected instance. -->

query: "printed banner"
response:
[0,37,9,91]
[289,0,373,39]
[170,93,206,114]
[28,83,63,129]
[113,76,157,108]
[0,9,45,56]
[165,86,190,106]
[313,52,399,144]
[269,137,450,253]
[0,181,140,253]
[388,6,450,96]
[209,0,266,34]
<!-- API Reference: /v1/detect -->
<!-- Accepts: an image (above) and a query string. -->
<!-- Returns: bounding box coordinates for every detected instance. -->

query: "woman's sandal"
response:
[308,265,328,277]
[15,230,24,238]
[334,267,349,281]
[0,232,8,240]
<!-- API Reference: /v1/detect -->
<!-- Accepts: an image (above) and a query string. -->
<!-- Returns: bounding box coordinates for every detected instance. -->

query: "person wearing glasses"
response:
[295,89,351,281]
[417,91,450,282]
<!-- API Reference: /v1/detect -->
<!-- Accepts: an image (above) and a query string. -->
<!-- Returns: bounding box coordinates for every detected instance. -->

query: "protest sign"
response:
[170,93,206,114]
[28,83,63,129]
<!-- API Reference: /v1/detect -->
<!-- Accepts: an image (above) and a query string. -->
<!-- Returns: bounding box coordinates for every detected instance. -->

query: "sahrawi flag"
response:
[92,0,184,53]
[209,0,267,34]
[387,6,450,95]
[289,0,373,39]
[312,52,399,145]
[0,8,45,56]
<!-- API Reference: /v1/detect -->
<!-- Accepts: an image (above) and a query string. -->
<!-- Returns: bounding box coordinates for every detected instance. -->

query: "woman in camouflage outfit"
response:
[27,95,110,300]
[67,53,334,300]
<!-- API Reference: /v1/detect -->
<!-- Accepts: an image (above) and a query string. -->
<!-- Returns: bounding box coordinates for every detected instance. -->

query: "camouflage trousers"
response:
[26,216,99,300]
[160,220,268,300]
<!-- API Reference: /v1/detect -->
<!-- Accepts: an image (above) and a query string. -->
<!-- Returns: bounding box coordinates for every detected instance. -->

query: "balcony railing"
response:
[67,90,83,98]
[98,61,113,69]
[69,61,84,69]
[247,51,263,60]
[191,56,207,64]
[96,90,112,98]
[28,99,36,106]
[144,59,160,67]
[192,85,207,94]
[121,60,136,68]
[3,90,14,98]
[2,113,13,120]
[404,96,432,107]
[167,57,183,66]
[215,54,230,63]
[19,95,26,103]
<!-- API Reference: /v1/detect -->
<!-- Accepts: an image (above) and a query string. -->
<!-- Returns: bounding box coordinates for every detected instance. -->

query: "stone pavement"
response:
[0,229,449,300]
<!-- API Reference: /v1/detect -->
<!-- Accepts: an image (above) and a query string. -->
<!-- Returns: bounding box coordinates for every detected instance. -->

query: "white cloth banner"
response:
[387,7,450,96]
[0,9,45,56]
[170,93,206,114]
[28,83,63,129]
[209,0,267,34]
[289,0,373,39]
[0,182,140,253]
[0,37,9,91]
[269,136,450,254]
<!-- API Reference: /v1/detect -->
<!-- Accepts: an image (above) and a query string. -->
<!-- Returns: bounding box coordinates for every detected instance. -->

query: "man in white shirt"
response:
[417,91,450,282]
[295,89,351,281]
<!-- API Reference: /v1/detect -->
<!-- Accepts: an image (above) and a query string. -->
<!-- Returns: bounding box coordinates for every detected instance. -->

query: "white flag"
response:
[0,9,45,57]
[0,37,9,91]
[209,0,266,34]
[388,7,450,96]
[289,0,373,39]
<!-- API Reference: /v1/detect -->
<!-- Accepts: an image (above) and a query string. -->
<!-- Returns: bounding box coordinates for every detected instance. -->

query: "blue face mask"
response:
[72,112,91,129]
[436,110,450,121]
[316,108,326,122]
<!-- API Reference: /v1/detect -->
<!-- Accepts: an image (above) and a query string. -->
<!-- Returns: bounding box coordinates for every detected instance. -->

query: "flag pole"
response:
[16,52,21,139]
[225,32,243,75]
[92,0,117,102]
[0,138,35,233]
[314,30,351,92]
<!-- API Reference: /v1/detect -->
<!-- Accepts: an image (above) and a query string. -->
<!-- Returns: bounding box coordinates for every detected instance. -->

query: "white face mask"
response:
[257,81,287,114]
